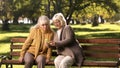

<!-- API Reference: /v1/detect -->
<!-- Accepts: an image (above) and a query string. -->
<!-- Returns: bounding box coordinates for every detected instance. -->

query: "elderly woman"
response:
[49,13,84,68]
[18,15,54,68]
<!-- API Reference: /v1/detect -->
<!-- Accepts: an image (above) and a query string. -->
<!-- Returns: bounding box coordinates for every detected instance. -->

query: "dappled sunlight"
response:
[0,33,28,40]
[72,23,120,38]
[0,43,10,55]
[76,31,120,38]
[0,23,120,68]
[71,23,120,31]
[76,31,120,35]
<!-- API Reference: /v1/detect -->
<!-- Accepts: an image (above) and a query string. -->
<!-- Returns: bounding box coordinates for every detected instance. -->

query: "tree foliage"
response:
[0,0,120,24]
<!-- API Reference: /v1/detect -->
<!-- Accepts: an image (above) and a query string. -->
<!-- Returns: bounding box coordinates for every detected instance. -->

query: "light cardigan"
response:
[20,27,54,60]
[54,25,84,66]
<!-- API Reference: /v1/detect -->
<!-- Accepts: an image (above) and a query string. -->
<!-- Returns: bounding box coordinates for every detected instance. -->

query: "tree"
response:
[50,0,119,24]
[1,0,120,25]
[12,0,42,24]
[92,14,99,27]
[0,0,11,31]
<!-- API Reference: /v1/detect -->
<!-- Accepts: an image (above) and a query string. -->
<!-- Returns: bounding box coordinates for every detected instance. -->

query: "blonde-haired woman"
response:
[49,13,84,68]
[19,15,54,68]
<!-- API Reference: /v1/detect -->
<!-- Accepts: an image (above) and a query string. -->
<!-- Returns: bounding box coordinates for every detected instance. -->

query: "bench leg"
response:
[0,63,1,68]
[5,64,13,68]
[5,64,9,68]
[10,64,13,68]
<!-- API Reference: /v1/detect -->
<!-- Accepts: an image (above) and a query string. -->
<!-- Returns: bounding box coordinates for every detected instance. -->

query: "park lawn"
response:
[0,23,120,68]
[71,23,120,38]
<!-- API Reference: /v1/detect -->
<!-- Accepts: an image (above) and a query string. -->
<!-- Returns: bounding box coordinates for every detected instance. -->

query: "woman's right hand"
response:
[48,41,55,46]
[18,57,24,63]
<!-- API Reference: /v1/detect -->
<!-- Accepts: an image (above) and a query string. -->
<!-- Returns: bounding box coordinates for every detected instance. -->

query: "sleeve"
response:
[46,48,52,60]
[46,32,54,60]
[55,25,75,47]
[20,28,35,57]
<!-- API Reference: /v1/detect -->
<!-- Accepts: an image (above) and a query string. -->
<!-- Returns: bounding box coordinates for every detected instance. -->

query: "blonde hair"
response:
[52,13,67,26]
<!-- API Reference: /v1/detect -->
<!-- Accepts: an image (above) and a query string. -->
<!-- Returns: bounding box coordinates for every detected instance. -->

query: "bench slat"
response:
[84,52,120,58]
[11,45,120,52]
[10,52,20,56]
[78,39,120,44]
[11,45,22,49]
[11,38,120,44]
[2,60,118,67]
[82,60,118,67]
[11,38,26,43]
[1,60,54,65]
[10,52,120,59]
[10,51,58,56]
[82,46,119,52]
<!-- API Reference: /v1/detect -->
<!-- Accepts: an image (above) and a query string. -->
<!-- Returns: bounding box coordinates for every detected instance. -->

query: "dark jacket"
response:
[54,25,84,66]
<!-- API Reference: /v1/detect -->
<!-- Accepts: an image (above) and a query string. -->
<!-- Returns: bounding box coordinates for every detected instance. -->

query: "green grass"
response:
[0,23,120,68]
[71,23,120,38]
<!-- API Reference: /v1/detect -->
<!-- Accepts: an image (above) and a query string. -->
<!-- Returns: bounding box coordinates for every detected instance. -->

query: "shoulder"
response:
[29,26,38,33]
[64,25,72,30]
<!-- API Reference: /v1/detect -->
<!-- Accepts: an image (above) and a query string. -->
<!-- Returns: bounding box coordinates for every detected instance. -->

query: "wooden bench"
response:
[1,37,120,68]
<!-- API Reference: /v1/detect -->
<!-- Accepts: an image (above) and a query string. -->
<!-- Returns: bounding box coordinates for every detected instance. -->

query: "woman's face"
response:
[53,20,62,29]
[40,23,49,31]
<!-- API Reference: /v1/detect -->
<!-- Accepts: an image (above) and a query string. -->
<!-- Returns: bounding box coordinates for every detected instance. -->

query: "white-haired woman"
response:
[49,13,84,68]
[18,15,54,68]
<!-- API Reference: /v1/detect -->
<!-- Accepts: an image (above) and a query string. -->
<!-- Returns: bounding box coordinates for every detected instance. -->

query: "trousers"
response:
[24,52,46,68]
[54,55,74,68]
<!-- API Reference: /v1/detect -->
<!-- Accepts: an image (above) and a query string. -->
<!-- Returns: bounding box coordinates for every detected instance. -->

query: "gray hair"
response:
[35,15,50,28]
[52,13,67,26]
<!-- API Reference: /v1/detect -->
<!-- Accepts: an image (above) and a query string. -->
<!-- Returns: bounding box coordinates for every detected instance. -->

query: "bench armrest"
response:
[0,55,11,61]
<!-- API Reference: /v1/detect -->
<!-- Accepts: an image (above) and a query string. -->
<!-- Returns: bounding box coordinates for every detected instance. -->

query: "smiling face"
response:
[40,23,49,31]
[52,13,67,29]
[53,20,62,29]
[37,16,50,32]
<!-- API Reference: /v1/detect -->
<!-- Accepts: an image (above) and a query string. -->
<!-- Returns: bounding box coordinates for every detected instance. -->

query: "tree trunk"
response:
[46,0,51,18]
[13,16,19,24]
[65,7,74,25]
[92,15,99,27]
[2,19,10,31]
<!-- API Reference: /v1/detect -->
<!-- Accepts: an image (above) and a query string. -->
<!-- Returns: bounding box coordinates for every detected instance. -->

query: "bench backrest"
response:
[77,39,120,61]
[10,38,120,61]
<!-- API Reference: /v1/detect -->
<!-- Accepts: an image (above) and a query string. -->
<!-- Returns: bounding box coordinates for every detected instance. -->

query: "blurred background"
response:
[0,0,120,68]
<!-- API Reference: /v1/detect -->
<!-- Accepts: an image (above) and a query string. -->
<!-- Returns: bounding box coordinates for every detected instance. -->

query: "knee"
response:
[54,57,59,64]
[36,55,46,63]
[60,60,67,66]
[24,58,34,64]
[24,52,34,64]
